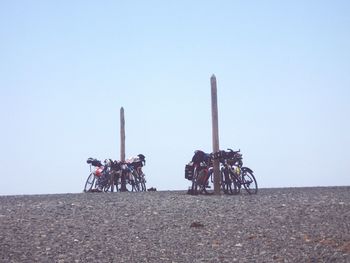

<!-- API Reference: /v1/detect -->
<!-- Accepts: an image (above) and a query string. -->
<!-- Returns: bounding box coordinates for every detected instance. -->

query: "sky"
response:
[0,0,349,195]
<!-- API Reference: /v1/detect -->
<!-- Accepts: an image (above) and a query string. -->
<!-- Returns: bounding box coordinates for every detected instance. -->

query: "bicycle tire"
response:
[108,172,120,192]
[84,173,96,192]
[133,180,140,192]
[228,169,240,195]
[113,172,121,192]
[202,169,214,195]
[242,169,258,194]
[103,177,112,192]
[132,171,141,192]
[190,167,199,195]
[125,179,134,192]
[140,178,146,192]
[221,167,234,194]
[139,171,147,191]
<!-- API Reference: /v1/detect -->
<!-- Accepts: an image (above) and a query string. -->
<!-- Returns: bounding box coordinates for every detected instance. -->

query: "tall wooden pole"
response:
[120,107,125,162]
[211,74,221,195]
[120,107,127,191]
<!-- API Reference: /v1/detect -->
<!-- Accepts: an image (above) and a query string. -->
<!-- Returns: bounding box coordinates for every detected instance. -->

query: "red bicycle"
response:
[186,151,214,195]
[84,158,111,192]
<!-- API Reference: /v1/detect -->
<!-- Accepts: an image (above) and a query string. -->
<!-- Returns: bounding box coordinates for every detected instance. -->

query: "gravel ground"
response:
[0,187,349,262]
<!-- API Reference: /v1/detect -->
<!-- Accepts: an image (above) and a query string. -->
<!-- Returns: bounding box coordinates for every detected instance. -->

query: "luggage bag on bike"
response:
[185,163,194,180]
[87,158,102,167]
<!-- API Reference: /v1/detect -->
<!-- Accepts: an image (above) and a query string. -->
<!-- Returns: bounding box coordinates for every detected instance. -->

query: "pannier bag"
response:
[191,150,211,164]
[185,163,194,180]
[94,167,104,177]
[87,158,102,167]
[130,154,146,168]
[137,154,146,162]
[197,169,208,185]
[111,160,121,171]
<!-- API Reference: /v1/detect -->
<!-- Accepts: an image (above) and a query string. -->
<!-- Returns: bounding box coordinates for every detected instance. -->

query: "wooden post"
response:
[120,107,126,162]
[120,107,127,191]
[211,74,221,195]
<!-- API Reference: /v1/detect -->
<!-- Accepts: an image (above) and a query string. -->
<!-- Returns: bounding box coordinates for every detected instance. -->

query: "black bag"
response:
[111,160,121,171]
[185,164,194,180]
[191,151,210,164]
[87,158,102,167]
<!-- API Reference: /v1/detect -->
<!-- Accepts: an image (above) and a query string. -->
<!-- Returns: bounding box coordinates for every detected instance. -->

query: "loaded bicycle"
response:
[115,154,146,192]
[185,149,257,195]
[185,150,214,195]
[84,158,112,192]
[84,154,147,193]
[217,149,258,195]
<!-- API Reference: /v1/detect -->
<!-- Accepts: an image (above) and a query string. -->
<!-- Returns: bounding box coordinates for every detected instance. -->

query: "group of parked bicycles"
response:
[84,154,147,192]
[83,149,257,195]
[185,149,258,195]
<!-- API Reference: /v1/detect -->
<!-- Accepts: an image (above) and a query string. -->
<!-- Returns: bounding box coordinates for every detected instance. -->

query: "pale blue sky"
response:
[1,1,349,195]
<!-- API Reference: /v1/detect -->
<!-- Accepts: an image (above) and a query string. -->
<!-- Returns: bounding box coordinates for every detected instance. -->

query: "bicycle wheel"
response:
[132,179,140,192]
[241,169,258,194]
[132,171,141,192]
[201,169,213,195]
[123,172,135,192]
[125,179,134,192]
[103,177,113,192]
[229,171,240,195]
[107,171,120,192]
[140,176,146,191]
[84,173,96,192]
[113,173,121,192]
[221,167,232,194]
[119,170,128,192]
[190,167,199,195]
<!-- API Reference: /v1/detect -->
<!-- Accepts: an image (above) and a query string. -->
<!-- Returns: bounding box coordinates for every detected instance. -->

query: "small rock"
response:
[190,222,204,228]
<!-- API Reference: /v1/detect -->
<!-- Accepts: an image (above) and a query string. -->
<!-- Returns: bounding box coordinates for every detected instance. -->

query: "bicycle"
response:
[84,158,111,192]
[125,154,146,191]
[102,160,121,192]
[186,149,258,195]
[115,154,147,192]
[217,149,240,194]
[187,151,214,195]
[129,164,146,192]
[217,149,258,194]
[90,154,147,193]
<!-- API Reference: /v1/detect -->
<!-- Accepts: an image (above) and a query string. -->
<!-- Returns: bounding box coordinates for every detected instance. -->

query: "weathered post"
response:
[211,74,221,195]
[120,107,127,191]
[120,107,125,162]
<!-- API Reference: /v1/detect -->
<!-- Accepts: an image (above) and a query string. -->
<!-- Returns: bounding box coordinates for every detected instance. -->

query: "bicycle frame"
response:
[191,162,213,194]
[85,156,147,193]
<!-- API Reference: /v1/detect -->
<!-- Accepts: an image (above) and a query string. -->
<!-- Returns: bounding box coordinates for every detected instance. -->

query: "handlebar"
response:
[227,148,240,153]
[211,148,242,160]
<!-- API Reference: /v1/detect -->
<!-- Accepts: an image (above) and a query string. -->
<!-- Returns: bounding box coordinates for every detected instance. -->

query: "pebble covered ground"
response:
[0,187,349,262]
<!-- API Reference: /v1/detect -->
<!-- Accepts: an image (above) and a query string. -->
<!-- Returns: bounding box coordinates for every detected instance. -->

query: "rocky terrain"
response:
[0,187,349,262]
